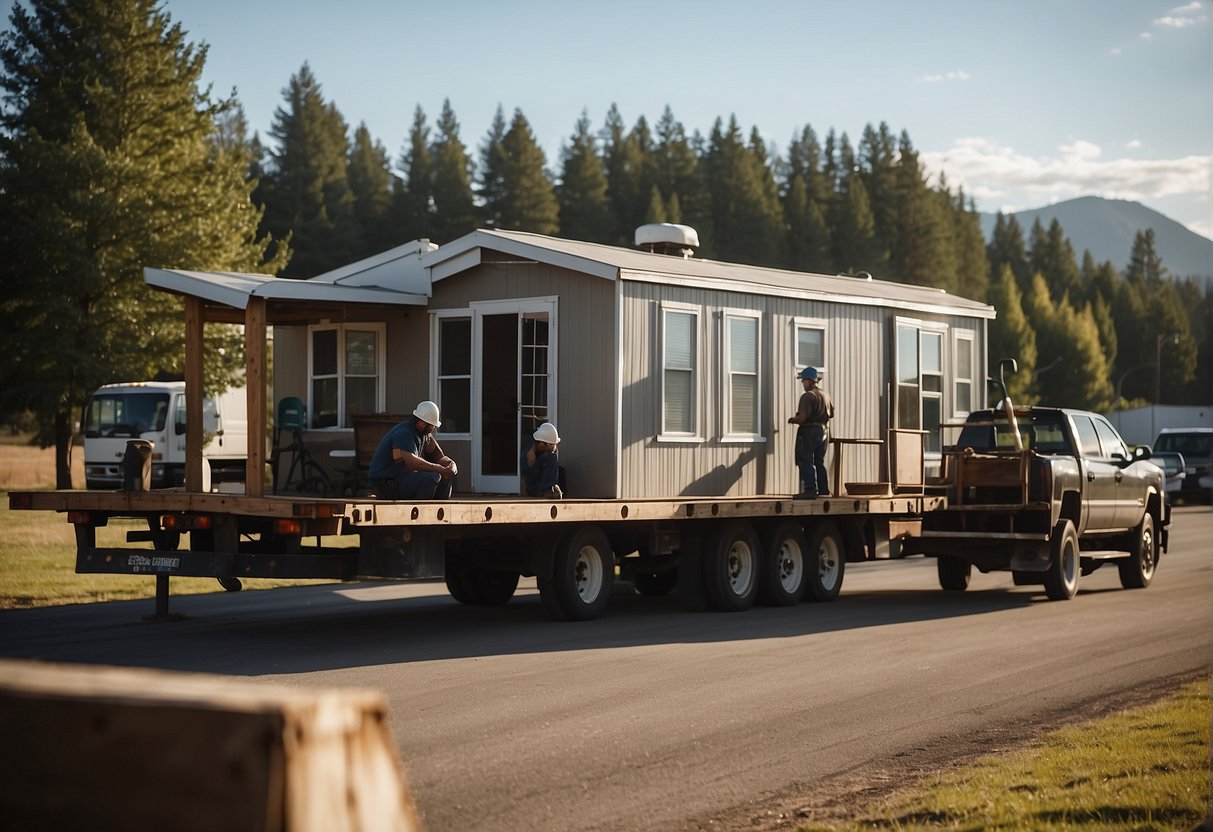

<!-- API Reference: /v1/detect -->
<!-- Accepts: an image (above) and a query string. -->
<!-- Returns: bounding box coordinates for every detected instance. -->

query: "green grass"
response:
[799,680,1211,832]
[1,496,338,609]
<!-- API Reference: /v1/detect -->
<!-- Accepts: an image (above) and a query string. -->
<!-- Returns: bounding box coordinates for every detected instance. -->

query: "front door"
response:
[472,299,556,493]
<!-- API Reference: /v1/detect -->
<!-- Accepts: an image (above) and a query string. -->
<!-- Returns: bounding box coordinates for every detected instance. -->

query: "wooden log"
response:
[0,659,420,832]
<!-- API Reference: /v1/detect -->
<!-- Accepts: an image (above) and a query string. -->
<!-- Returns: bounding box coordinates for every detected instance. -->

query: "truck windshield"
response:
[85,393,170,438]
[956,412,1074,454]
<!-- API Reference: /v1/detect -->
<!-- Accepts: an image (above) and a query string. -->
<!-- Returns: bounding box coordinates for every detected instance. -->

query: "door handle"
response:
[1087,471,1095,482]
[1115,472,1123,482]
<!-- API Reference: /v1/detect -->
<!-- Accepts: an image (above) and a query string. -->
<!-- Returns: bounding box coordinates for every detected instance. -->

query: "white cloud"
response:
[1109,46,1123,56]
[921,70,971,83]
[920,138,1213,207]
[1126,139,1143,150]
[1140,31,1154,39]
[1154,1,1207,27]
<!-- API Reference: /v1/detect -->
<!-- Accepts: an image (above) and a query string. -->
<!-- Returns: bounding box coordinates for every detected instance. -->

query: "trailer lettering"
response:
[128,554,180,572]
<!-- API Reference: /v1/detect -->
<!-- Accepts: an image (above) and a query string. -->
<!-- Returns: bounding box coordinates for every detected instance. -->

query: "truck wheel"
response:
[702,520,761,611]
[936,555,972,591]
[1044,519,1080,600]
[757,520,808,606]
[470,569,520,605]
[1118,513,1156,589]
[804,520,845,602]
[444,566,477,604]
[537,525,614,621]
[633,571,677,597]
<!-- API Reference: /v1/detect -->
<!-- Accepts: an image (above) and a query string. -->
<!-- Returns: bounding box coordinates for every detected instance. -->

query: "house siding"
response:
[429,257,618,498]
[618,278,985,499]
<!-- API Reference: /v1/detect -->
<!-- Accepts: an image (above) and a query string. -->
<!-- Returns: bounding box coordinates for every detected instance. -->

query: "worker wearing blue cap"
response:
[787,366,834,498]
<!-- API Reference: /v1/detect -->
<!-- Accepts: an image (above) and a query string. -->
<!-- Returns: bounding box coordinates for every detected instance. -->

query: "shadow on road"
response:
[0,573,1050,676]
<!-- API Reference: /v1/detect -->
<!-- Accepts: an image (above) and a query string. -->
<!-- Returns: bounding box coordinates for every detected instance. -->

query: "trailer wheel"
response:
[1044,519,1080,600]
[757,520,808,606]
[470,569,520,605]
[1118,512,1156,589]
[936,556,972,591]
[804,521,845,602]
[444,566,476,604]
[537,525,614,621]
[633,571,677,597]
[702,520,761,612]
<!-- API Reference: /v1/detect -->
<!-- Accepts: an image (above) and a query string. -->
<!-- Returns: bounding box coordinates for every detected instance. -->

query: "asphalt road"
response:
[2,507,1210,831]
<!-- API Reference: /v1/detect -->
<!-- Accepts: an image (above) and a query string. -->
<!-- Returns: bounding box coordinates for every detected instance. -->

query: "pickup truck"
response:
[903,405,1169,600]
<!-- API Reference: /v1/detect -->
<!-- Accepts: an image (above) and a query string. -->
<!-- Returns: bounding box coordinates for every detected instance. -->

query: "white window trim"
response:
[952,330,975,419]
[307,322,386,430]
[792,315,828,377]
[894,316,947,457]
[658,301,703,443]
[430,309,474,440]
[721,309,765,443]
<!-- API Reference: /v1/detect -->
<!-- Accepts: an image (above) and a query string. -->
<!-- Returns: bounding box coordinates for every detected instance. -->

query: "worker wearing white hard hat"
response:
[521,422,562,499]
[367,400,458,499]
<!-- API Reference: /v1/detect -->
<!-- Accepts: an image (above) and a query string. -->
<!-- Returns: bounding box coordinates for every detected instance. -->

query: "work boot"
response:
[547,484,563,500]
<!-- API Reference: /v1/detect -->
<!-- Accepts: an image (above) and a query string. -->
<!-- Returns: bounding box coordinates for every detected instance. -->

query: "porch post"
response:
[184,296,205,493]
[244,296,267,498]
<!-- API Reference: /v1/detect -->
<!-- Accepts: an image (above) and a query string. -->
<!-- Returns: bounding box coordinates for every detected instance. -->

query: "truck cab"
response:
[83,382,248,489]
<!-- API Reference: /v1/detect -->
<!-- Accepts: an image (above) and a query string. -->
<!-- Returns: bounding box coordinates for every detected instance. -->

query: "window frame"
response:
[657,302,703,443]
[430,310,474,440]
[306,322,386,430]
[952,330,975,419]
[894,317,948,457]
[721,308,764,443]
[793,316,827,378]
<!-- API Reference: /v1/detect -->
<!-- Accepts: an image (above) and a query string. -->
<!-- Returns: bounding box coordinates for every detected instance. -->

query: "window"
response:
[724,311,761,439]
[661,307,699,437]
[1093,416,1129,460]
[895,320,945,454]
[794,319,826,372]
[436,317,471,435]
[309,324,384,428]
[953,332,974,416]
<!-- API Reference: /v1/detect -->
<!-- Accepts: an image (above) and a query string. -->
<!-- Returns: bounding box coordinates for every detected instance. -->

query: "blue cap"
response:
[798,366,819,381]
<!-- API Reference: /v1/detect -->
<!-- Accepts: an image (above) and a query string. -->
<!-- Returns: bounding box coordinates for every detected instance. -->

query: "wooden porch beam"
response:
[245,296,267,498]
[184,296,204,493]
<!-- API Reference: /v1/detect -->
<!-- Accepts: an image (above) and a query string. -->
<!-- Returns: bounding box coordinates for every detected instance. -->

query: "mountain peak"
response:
[980,197,1212,282]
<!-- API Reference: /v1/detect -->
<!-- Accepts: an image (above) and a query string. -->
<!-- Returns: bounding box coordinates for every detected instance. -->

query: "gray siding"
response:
[618,279,985,499]
[430,258,618,498]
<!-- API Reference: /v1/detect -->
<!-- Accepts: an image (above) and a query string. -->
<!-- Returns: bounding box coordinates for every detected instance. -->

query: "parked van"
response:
[1152,427,1213,504]
[83,382,248,489]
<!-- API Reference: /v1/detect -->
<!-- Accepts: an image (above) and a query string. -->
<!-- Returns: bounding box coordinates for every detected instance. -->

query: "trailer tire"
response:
[470,569,520,605]
[1044,519,1080,600]
[1118,512,1156,589]
[758,520,808,606]
[702,520,761,612]
[804,520,845,602]
[537,525,614,621]
[633,571,677,597]
[444,566,477,605]
[936,555,972,591]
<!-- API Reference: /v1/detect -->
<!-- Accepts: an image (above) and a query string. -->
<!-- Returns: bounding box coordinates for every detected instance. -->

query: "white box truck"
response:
[83,382,248,490]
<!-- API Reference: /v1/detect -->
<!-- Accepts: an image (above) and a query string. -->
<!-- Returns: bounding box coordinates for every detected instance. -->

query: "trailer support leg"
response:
[143,575,186,622]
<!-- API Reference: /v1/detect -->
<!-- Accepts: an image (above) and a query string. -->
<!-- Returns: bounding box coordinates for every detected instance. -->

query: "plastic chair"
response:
[271,397,331,494]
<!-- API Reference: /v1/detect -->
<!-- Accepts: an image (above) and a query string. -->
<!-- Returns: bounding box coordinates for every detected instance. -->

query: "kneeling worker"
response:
[368,400,457,499]
[521,422,562,499]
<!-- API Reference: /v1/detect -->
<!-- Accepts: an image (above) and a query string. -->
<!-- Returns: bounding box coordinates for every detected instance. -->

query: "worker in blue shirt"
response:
[368,400,457,499]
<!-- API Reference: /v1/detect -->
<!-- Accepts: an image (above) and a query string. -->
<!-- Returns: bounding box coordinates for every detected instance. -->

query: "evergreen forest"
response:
[1,1,1209,485]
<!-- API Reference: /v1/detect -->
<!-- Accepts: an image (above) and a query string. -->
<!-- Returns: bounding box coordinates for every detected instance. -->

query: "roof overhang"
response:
[423,229,619,282]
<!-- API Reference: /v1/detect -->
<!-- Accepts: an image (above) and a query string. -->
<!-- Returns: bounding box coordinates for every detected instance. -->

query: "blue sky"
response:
[159,0,1212,238]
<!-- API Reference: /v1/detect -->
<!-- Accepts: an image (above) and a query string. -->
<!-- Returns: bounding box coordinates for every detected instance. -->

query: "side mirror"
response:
[1132,445,1152,461]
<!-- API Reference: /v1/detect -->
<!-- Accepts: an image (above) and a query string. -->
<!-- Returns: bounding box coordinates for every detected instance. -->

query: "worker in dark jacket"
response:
[787,366,834,498]
[521,422,562,499]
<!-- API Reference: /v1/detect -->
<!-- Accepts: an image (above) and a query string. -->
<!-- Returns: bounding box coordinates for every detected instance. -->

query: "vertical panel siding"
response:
[618,278,985,499]
[430,261,617,497]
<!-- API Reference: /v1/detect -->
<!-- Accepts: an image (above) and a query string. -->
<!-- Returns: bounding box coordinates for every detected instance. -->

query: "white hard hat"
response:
[533,422,560,444]
[413,400,442,427]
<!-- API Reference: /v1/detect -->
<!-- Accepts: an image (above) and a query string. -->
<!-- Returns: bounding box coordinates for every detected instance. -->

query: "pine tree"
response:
[601,104,647,245]
[494,108,558,234]
[0,0,286,486]
[986,264,1037,403]
[652,106,701,231]
[704,116,783,265]
[348,122,394,254]
[429,99,477,242]
[477,105,508,229]
[951,189,989,300]
[889,131,956,290]
[396,105,434,242]
[557,111,611,242]
[258,63,354,277]
[782,125,831,273]
[831,176,880,276]
[1028,218,1081,302]
[987,213,1030,293]
[857,122,899,256]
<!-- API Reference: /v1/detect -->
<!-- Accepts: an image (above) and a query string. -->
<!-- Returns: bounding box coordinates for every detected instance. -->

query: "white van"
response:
[83,381,249,489]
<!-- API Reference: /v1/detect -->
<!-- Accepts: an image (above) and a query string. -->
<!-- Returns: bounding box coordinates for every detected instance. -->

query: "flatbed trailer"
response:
[9,489,940,620]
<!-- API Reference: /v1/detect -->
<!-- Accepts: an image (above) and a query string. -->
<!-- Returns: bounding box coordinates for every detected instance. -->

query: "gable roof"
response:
[424,228,996,319]
[143,268,428,312]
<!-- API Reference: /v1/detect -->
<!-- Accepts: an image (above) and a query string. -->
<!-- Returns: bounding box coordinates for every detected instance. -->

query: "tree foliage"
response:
[0,0,286,486]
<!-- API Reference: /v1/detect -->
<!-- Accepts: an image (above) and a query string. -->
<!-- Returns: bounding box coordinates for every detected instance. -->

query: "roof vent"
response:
[635,223,699,258]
